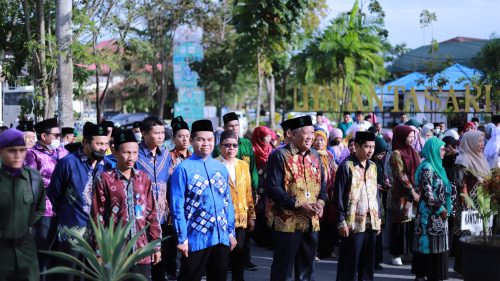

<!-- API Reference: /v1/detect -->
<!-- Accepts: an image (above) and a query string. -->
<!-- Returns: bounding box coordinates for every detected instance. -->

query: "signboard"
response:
[460,210,494,235]
[174,102,204,125]
[177,88,205,105]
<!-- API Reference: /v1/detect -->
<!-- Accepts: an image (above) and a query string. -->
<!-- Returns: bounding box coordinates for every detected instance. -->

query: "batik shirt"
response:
[334,155,381,233]
[169,154,236,252]
[92,168,161,264]
[24,142,69,216]
[136,142,171,224]
[47,150,112,242]
[266,144,327,232]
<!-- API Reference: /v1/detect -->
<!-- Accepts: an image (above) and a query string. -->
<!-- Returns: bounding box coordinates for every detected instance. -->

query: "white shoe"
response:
[391,257,403,266]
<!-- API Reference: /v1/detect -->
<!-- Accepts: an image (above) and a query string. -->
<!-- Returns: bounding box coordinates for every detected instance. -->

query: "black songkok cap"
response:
[34,118,58,134]
[173,121,189,135]
[191,120,214,133]
[171,116,185,127]
[17,121,34,132]
[62,127,74,135]
[223,112,238,124]
[492,115,500,125]
[355,131,376,144]
[289,116,313,131]
[132,121,142,129]
[281,119,293,132]
[83,122,108,137]
[101,120,115,128]
[113,129,137,148]
[317,111,324,116]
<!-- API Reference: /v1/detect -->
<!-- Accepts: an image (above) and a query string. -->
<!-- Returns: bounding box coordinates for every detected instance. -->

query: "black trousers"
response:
[231,228,247,281]
[164,225,178,277]
[318,222,337,258]
[270,231,319,281]
[178,243,230,281]
[390,221,414,257]
[130,264,152,281]
[151,223,170,281]
[35,216,58,281]
[336,230,377,281]
[375,227,384,264]
[55,240,86,281]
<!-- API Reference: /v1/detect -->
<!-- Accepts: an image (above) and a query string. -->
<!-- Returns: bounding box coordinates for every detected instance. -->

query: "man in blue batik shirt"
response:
[47,122,111,281]
[135,116,171,281]
[170,119,237,281]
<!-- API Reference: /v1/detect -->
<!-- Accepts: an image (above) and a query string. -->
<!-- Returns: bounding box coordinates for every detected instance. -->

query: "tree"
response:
[56,0,73,127]
[474,37,500,110]
[419,9,437,45]
[294,0,387,112]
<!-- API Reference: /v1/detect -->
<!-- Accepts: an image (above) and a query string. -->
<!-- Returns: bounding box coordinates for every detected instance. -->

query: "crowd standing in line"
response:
[0,111,499,281]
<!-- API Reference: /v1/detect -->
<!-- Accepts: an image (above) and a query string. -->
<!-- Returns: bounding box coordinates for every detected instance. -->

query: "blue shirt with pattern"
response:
[169,154,236,252]
[136,142,171,224]
[47,150,112,241]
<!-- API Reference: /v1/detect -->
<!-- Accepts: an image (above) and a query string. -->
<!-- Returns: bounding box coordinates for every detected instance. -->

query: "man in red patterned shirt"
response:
[92,129,161,280]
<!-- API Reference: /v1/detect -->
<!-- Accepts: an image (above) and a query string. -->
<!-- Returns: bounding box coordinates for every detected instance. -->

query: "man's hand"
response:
[412,191,420,202]
[313,202,324,218]
[229,235,237,251]
[177,240,189,258]
[248,219,256,232]
[299,203,317,218]
[152,251,161,265]
[339,225,349,238]
[440,209,448,220]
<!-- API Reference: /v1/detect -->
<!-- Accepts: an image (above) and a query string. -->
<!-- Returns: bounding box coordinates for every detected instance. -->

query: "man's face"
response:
[439,123,446,131]
[174,129,191,150]
[344,114,351,123]
[143,125,165,148]
[401,115,408,123]
[0,146,27,168]
[41,127,61,146]
[24,132,36,148]
[291,126,314,152]
[64,134,75,144]
[220,137,238,160]
[132,128,141,134]
[224,120,240,136]
[348,141,356,154]
[355,141,375,161]
[114,142,139,170]
[316,115,323,124]
[191,131,215,158]
[87,136,109,155]
[357,114,364,122]
[375,123,382,132]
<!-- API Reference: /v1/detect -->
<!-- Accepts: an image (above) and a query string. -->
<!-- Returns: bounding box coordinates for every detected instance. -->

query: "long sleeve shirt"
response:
[266,144,327,232]
[334,155,381,233]
[169,154,236,252]
[24,142,69,216]
[136,142,171,224]
[213,137,258,190]
[92,168,161,264]
[47,150,112,241]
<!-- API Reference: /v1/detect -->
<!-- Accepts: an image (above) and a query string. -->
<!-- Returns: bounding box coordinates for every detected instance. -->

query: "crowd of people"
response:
[0,110,499,281]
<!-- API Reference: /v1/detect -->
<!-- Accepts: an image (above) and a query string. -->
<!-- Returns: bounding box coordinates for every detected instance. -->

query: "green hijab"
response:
[415,137,451,191]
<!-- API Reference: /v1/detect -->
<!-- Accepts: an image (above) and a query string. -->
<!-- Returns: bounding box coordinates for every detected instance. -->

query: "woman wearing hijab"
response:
[374,137,389,270]
[452,130,491,274]
[329,128,345,164]
[484,126,500,168]
[313,129,338,260]
[390,125,421,266]
[251,126,273,173]
[421,123,435,140]
[409,125,425,153]
[411,137,454,281]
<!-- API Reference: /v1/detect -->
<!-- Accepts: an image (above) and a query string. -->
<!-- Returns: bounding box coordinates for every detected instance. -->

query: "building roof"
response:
[379,64,481,95]
[388,37,488,75]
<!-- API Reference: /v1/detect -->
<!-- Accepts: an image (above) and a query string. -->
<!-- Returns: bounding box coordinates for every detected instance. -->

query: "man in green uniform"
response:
[213,112,259,270]
[0,129,45,281]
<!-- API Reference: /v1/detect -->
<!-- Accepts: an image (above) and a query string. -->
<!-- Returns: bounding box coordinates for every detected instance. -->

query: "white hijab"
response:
[455,131,491,181]
[484,126,500,168]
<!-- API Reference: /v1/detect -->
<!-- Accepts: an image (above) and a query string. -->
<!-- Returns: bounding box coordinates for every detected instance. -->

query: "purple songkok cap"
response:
[0,129,26,149]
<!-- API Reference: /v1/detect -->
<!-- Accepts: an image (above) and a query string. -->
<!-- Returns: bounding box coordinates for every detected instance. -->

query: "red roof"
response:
[441,36,487,43]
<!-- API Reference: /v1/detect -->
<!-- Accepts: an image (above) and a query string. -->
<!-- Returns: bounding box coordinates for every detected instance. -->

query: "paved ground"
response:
[230,242,464,281]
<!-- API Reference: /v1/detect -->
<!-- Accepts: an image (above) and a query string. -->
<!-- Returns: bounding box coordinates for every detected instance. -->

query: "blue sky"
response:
[324,0,500,48]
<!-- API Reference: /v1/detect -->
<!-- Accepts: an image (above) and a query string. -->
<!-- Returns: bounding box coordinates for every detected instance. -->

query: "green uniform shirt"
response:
[213,137,258,190]
[0,166,45,274]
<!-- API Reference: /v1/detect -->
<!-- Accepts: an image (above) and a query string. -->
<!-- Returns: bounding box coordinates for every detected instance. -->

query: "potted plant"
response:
[460,168,500,281]
[43,219,165,281]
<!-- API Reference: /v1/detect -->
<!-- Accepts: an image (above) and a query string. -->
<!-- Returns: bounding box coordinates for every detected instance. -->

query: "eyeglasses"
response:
[221,143,238,148]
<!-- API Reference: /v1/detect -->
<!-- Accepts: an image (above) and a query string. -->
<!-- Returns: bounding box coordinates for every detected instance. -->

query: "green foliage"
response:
[43,218,165,281]
[474,37,500,106]
[461,185,497,238]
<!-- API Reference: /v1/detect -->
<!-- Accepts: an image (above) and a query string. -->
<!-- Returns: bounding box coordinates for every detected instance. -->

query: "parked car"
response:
[111,113,152,128]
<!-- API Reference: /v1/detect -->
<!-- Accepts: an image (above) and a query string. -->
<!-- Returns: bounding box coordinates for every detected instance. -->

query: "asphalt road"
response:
[230,242,464,281]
